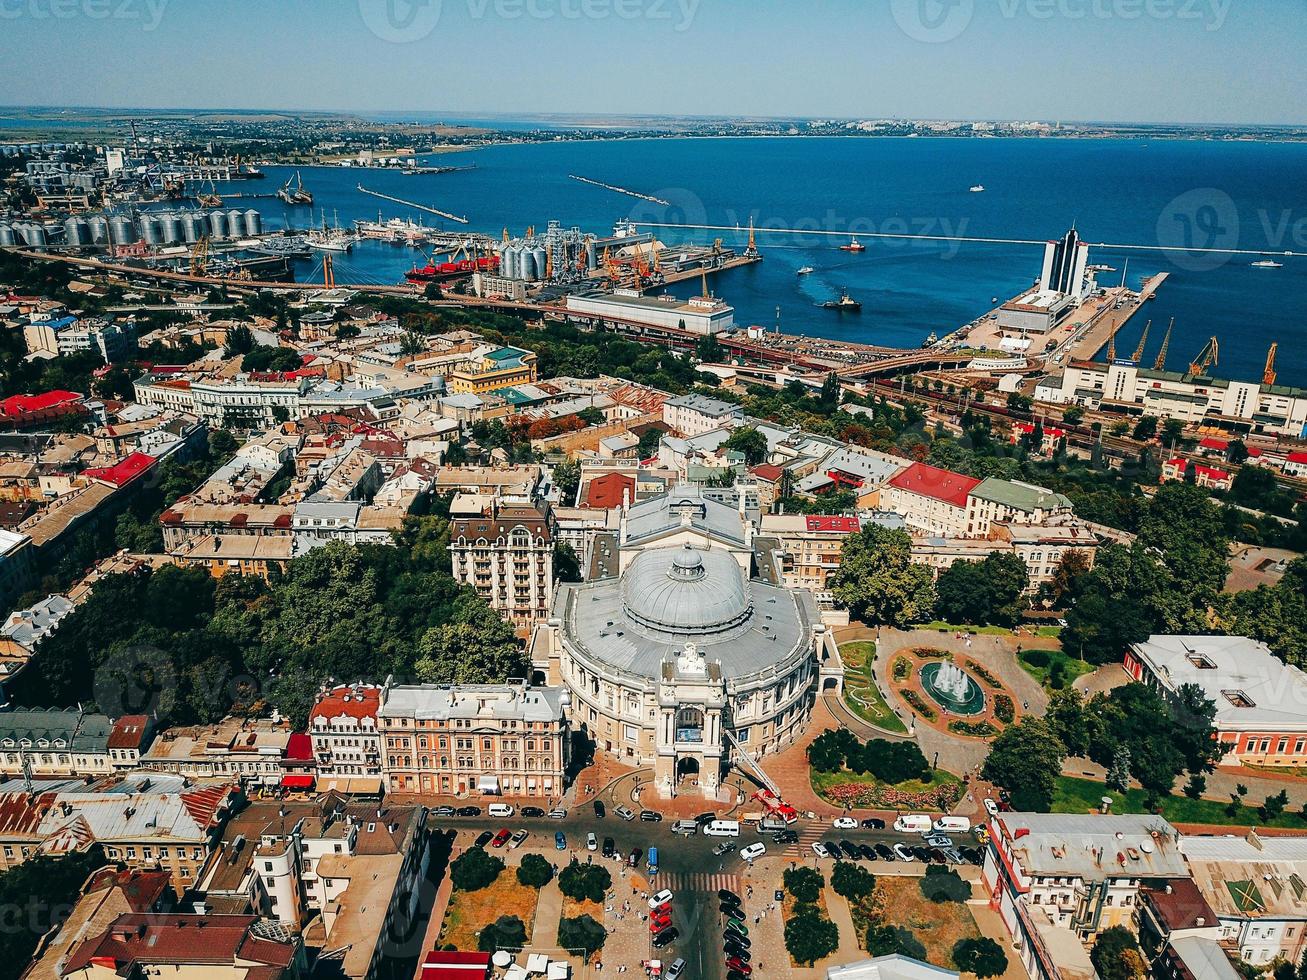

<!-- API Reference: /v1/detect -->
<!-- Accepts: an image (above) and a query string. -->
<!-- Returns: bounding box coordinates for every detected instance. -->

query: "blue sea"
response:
[211,137,1307,387]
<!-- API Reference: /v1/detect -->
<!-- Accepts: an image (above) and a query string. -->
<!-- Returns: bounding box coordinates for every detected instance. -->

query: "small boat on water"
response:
[922,331,938,347]
[1251,260,1284,269]
[821,288,862,312]
[839,237,866,253]
[970,185,985,193]
[797,266,814,275]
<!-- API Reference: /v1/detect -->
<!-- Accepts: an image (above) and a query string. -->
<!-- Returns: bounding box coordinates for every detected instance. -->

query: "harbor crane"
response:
[1153,319,1174,371]
[189,236,209,277]
[1263,342,1278,386]
[1189,336,1219,376]
[1132,320,1151,363]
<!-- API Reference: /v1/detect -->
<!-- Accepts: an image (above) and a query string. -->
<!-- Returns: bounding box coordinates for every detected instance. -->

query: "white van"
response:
[933,816,971,834]
[893,814,933,834]
[703,819,741,838]
[488,803,515,818]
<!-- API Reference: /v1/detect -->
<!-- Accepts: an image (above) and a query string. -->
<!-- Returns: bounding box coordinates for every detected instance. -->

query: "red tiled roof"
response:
[0,390,83,417]
[750,464,784,482]
[280,774,315,790]
[107,715,151,750]
[309,684,381,723]
[284,732,314,761]
[1166,458,1230,482]
[887,462,980,508]
[805,516,861,533]
[1286,452,1307,464]
[64,914,294,974]
[1199,436,1230,451]
[178,784,237,829]
[83,452,157,488]
[583,472,635,509]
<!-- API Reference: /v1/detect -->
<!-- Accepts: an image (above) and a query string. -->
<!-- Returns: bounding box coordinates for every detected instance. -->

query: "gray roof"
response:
[970,477,1072,513]
[379,683,566,723]
[0,707,111,752]
[996,812,1187,880]
[664,393,742,418]
[827,955,958,980]
[557,544,816,684]
[1168,938,1245,980]
[624,485,747,549]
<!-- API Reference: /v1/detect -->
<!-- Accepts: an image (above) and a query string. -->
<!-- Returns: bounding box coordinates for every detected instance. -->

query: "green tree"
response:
[953,938,1009,978]
[722,426,769,466]
[1062,405,1085,427]
[414,599,527,685]
[558,914,607,959]
[867,925,926,961]
[553,459,580,503]
[554,542,582,583]
[558,860,611,904]
[920,865,972,903]
[478,914,527,952]
[240,345,302,373]
[935,552,1029,627]
[981,718,1067,811]
[784,905,839,966]
[0,848,107,973]
[830,525,936,628]
[451,845,504,891]
[517,853,554,888]
[1091,926,1144,980]
[1132,416,1158,441]
[209,428,239,458]
[784,865,825,903]
[831,861,876,900]
[223,324,255,357]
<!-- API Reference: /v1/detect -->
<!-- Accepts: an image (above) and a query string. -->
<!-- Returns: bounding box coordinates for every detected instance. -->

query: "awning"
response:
[478,775,501,793]
[281,774,315,791]
[322,777,383,795]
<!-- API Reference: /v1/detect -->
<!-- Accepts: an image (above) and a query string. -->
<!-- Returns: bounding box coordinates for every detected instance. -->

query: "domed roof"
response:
[621,544,752,635]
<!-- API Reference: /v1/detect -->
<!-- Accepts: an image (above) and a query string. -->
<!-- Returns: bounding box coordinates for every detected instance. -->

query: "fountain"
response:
[920,659,986,715]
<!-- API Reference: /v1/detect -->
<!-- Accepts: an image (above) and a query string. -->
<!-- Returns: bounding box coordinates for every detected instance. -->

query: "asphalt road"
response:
[434,806,988,979]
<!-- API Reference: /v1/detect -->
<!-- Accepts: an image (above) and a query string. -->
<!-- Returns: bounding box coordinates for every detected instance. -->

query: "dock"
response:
[655,252,761,286]
[569,174,670,206]
[1064,272,1168,361]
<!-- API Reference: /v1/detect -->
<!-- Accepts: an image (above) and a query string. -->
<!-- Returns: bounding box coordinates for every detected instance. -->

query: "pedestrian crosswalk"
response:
[784,822,826,856]
[654,871,740,893]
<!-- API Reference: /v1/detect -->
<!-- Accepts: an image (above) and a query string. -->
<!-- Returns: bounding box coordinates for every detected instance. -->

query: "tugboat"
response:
[821,288,862,312]
[839,237,866,252]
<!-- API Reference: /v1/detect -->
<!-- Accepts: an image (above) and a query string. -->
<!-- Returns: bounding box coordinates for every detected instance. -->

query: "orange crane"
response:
[1263,342,1278,386]
[1131,320,1151,363]
[1153,319,1174,371]
[189,236,209,277]
[1188,336,1219,376]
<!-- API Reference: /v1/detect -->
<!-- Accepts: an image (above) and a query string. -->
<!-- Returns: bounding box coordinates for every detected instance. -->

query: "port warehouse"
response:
[564,289,736,335]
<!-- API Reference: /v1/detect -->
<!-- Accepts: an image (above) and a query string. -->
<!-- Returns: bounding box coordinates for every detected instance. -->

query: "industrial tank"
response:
[87,214,109,244]
[531,245,548,281]
[501,244,519,280]
[518,246,536,282]
[0,224,14,247]
[23,223,49,248]
[161,212,184,244]
[109,214,135,245]
[243,209,262,236]
[182,212,207,243]
[226,209,246,238]
[141,213,163,246]
[62,216,90,246]
[208,210,228,240]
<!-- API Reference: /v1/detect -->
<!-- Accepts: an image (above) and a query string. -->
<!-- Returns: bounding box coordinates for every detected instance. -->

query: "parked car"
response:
[740,842,767,862]
[861,817,886,829]
[602,837,615,858]
[629,848,642,867]
[984,798,999,817]
[586,832,597,851]
[521,806,545,818]
[725,957,752,975]
[432,805,455,817]
[491,829,511,848]
[857,843,877,861]
[640,810,663,822]
[874,843,895,861]
[832,816,858,830]
[592,800,606,818]
[555,831,567,850]
[893,843,914,862]
[652,928,679,949]
[665,958,686,980]
[713,841,737,856]
[810,842,830,858]
[547,808,567,820]
[772,829,799,844]
[456,806,482,817]
[694,812,716,825]
[510,829,529,849]
[615,805,636,821]
[718,888,741,904]
[474,831,494,848]
[724,931,751,950]
[648,889,674,909]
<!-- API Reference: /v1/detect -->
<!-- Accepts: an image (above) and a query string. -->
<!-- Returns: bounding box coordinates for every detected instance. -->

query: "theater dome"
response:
[621,545,752,635]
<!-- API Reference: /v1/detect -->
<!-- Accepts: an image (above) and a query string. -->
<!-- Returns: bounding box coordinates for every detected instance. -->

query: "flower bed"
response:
[948,719,998,738]
[994,694,1015,724]
[892,657,912,682]
[822,777,963,812]
[912,647,950,660]
[964,659,1002,689]
[899,688,937,721]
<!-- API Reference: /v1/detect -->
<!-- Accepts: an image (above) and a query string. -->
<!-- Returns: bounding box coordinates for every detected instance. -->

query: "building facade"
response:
[308,683,383,781]
[449,500,554,632]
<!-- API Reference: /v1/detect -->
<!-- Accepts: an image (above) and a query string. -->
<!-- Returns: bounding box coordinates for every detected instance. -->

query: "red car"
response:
[726,958,752,976]
[490,829,511,848]
[650,917,673,934]
[650,899,672,915]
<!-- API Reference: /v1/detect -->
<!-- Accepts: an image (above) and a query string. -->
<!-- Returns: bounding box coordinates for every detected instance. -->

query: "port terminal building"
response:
[564,289,735,335]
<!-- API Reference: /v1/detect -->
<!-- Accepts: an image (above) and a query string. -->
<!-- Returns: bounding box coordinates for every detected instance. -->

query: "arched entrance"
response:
[675,706,705,744]
[676,756,701,783]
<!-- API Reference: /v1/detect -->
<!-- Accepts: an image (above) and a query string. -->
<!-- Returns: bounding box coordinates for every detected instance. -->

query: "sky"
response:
[3,0,1306,125]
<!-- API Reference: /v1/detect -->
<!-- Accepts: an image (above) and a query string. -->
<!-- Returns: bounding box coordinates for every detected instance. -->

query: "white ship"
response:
[354,212,430,245]
[1251,260,1284,269]
[970,184,985,193]
[307,210,357,252]
[797,266,814,275]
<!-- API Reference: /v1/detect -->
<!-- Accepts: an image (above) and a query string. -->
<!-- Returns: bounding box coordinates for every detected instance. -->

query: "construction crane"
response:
[744,217,759,258]
[189,236,209,277]
[1153,318,1174,371]
[1132,320,1151,363]
[1263,342,1278,386]
[1188,336,1219,376]
[1106,322,1120,362]
[501,227,509,245]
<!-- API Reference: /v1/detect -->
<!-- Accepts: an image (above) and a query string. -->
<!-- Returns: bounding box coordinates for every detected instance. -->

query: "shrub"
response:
[948,719,998,738]
[451,845,504,891]
[892,657,912,681]
[900,689,938,721]
[993,694,1015,725]
[784,904,839,966]
[867,924,926,961]
[953,937,1009,978]
[784,865,825,904]
[558,860,611,904]
[1022,648,1051,668]
[920,865,972,903]
[831,861,876,900]
[478,915,527,952]
[558,914,607,959]
[517,853,554,887]
[966,659,1001,688]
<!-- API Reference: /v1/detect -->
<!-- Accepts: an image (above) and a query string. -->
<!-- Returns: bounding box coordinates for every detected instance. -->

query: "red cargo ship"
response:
[404,255,499,283]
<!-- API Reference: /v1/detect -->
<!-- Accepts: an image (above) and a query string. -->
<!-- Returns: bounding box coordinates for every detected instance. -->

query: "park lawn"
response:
[1033,626,1064,638]
[870,877,981,968]
[919,621,1015,636]
[840,642,908,734]
[811,766,961,800]
[1017,648,1095,690]
[439,873,540,951]
[1053,776,1307,829]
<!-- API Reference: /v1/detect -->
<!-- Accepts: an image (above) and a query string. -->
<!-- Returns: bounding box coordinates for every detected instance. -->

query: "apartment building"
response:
[965,478,1074,538]
[449,499,554,632]
[882,462,980,537]
[661,393,744,437]
[377,678,569,798]
[308,683,383,783]
[758,514,863,590]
